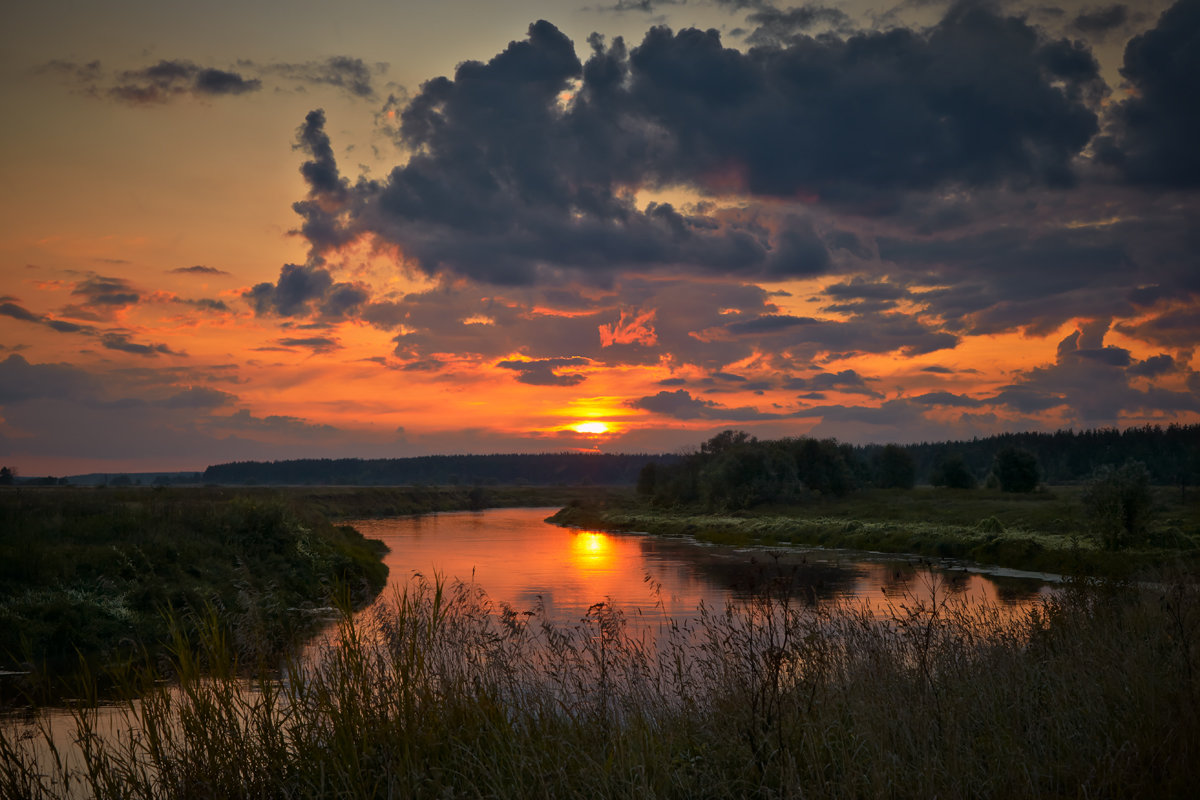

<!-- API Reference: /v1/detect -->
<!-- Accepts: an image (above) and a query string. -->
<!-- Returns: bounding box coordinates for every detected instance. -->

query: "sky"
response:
[1,0,1198,475]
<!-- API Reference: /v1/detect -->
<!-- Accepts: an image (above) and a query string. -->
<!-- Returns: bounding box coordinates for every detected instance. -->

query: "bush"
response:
[875,444,915,489]
[992,447,1040,493]
[1082,461,1153,550]
[931,453,977,489]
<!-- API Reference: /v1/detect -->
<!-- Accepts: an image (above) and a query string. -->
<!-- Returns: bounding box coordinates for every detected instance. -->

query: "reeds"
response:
[4,570,1199,799]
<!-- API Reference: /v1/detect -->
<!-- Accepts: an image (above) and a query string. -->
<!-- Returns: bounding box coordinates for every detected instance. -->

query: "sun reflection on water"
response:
[570,530,614,573]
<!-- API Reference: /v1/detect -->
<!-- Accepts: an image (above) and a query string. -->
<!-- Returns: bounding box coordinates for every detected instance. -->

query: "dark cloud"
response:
[594,0,686,13]
[496,356,590,386]
[0,302,40,323]
[253,56,381,98]
[785,369,882,398]
[100,333,182,357]
[158,387,235,409]
[744,4,853,46]
[990,324,1200,423]
[629,388,786,420]
[1128,354,1176,377]
[0,354,96,403]
[1070,5,1130,35]
[244,262,369,319]
[71,275,140,308]
[109,60,260,104]
[1097,0,1200,186]
[283,7,1102,286]
[0,300,96,335]
[171,265,230,276]
[1115,307,1200,349]
[907,391,983,407]
[275,336,342,353]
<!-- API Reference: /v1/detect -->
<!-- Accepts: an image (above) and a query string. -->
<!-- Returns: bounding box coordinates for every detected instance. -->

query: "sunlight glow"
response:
[572,421,609,435]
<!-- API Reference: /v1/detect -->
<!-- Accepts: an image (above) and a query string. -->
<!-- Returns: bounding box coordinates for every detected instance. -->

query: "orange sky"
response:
[1,0,1197,475]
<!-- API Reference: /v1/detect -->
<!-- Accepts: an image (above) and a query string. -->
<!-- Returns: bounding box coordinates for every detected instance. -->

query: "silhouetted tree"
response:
[930,452,976,489]
[636,462,658,496]
[1082,461,1152,549]
[875,444,916,489]
[0,466,14,485]
[992,447,1040,493]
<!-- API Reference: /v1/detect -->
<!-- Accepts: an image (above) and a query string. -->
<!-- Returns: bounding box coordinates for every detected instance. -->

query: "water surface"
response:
[352,507,1055,627]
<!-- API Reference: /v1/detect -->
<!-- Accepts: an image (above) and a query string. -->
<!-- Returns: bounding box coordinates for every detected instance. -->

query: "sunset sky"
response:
[2,0,1198,475]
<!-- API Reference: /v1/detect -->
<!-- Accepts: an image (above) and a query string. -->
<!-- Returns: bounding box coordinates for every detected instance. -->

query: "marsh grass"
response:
[4,568,1199,799]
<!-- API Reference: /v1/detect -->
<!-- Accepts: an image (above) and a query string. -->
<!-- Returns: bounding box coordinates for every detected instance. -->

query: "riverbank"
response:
[4,571,1198,798]
[0,487,393,700]
[0,484,619,700]
[548,485,1200,577]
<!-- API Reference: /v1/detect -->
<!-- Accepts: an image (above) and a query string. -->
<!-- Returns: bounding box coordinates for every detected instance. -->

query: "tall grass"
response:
[3,570,1199,799]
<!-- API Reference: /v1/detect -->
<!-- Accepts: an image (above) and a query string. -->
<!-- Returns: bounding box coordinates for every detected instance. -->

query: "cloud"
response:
[598,308,658,347]
[244,261,367,319]
[108,60,261,104]
[1070,5,1130,36]
[71,275,140,309]
[171,265,230,276]
[252,56,382,98]
[1096,0,1200,186]
[275,336,342,353]
[785,369,883,398]
[496,356,590,386]
[281,7,1103,286]
[629,388,786,420]
[100,333,183,357]
[0,300,96,335]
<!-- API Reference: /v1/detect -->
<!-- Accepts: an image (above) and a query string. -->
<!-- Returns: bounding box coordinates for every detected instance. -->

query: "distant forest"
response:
[198,425,1200,489]
[201,453,676,487]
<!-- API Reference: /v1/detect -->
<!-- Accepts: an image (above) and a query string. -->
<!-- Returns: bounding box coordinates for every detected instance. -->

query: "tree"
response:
[1082,461,1153,550]
[992,447,1039,493]
[930,452,976,489]
[0,466,15,485]
[636,462,658,496]
[875,444,915,489]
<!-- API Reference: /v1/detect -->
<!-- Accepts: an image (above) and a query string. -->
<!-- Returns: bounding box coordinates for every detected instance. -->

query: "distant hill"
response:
[202,453,677,487]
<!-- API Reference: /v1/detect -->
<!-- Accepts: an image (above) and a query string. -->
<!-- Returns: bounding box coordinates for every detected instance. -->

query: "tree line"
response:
[635,424,1200,512]
[201,453,675,487]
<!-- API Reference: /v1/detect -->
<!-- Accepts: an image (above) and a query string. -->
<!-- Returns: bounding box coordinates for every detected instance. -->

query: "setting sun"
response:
[572,421,609,435]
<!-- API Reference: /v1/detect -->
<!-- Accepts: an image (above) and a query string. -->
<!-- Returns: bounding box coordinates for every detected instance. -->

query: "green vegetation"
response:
[0,487,393,692]
[553,482,1200,577]
[991,446,1041,493]
[3,572,1199,798]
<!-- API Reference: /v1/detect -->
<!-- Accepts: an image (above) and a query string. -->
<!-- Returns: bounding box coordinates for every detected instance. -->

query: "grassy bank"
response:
[3,572,1198,798]
[0,487,393,695]
[549,486,1200,576]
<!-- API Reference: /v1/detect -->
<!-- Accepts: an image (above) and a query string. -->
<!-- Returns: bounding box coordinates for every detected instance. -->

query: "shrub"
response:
[992,447,1040,493]
[875,444,915,489]
[1082,461,1153,550]
[931,453,977,489]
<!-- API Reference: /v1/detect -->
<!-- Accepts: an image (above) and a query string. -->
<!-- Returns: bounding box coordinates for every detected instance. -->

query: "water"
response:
[5,506,1058,795]
[352,507,1056,628]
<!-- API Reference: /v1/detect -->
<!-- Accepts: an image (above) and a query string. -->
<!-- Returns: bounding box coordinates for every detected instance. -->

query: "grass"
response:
[0,487,392,696]
[3,570,1199,798]
[550,485,1200,577]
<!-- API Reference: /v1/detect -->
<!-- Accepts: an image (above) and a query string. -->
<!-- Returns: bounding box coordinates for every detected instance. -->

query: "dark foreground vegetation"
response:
[3,572,1199,799]
[0,484,612,697]
[0,487,397,694]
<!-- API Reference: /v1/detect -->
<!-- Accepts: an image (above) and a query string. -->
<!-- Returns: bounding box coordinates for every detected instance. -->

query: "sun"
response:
[571,421,609,435]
